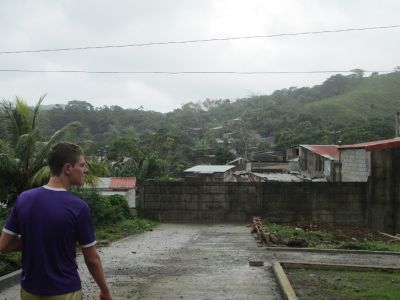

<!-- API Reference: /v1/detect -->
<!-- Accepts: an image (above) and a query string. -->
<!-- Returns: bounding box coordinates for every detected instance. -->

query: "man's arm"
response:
[0,231,21,254]
[81,245,113,300]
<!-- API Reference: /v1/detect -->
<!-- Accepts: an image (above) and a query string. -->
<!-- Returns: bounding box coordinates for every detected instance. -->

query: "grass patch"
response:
[335,240,400,252]
[95,217,158,241]
[266,222,333,247]
[264,222,400,252]
[286,268,400,300]
[0,252,22,277]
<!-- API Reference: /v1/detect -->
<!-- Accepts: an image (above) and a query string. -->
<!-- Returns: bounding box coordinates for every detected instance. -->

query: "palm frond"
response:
[86,159,108,177]
[83,174,99,187]
[14,97,31,133]
[16,132,35,157]
[0,153,18,178]
[47,121,82,145]
[31,94,46,130]
[29,165,50,187]
[0,140,19,180]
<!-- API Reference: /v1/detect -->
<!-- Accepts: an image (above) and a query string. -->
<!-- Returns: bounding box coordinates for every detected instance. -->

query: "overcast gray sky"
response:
[1,0,399,112]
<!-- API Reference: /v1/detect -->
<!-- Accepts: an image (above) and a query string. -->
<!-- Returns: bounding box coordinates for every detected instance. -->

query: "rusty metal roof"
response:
[339,137,400,152]
[300,145,339,160]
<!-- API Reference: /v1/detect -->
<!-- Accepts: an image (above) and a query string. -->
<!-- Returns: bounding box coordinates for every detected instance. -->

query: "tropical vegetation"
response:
[0,69,399,207]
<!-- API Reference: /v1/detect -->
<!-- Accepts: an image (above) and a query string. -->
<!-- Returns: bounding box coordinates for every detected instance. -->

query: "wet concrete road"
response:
[1,224,281,299]
[2,224,400,299]
[84,224,281,299]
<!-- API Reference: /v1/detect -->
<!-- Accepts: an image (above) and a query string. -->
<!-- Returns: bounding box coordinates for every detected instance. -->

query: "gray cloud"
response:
[0,0,399,112]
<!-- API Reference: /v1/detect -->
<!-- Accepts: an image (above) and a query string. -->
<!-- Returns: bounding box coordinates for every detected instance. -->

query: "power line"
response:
[0,25,399,55]
[0,69,392,75]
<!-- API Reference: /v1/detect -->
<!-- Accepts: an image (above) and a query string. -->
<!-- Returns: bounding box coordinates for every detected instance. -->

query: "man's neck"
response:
[47,176,71,190]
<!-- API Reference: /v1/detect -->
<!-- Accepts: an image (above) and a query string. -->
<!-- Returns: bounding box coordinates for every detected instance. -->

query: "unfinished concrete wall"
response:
[368,148,400,234]
[262,182,366,226]
[341,149,371,182]
[140,182,367,226]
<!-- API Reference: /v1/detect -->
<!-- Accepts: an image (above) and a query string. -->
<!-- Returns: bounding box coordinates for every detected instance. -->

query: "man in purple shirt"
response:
[0,142,113,300]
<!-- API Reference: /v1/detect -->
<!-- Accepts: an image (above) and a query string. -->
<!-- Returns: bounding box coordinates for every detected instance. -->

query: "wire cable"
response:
[0,69,392,75]
[0,25,399,55]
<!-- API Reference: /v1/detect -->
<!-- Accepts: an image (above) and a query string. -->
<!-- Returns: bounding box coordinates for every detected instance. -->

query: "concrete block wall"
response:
[341,149,371,182]
[368,148,400,234]
[140,181,367,226]
[262,182,366,226]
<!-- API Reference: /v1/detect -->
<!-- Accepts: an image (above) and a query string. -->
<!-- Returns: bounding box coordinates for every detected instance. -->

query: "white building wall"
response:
[341,149,371,182]
[100,190,136,208]
[127,189,136,208]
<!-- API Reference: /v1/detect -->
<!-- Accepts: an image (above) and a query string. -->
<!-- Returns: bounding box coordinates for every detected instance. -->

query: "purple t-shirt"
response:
[3,186,96,295]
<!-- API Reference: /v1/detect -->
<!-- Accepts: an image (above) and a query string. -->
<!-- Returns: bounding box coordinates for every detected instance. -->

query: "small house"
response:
[299,145,339,181]
[183,165,235,182]
[339,137,400,182]
[88,177,136,208]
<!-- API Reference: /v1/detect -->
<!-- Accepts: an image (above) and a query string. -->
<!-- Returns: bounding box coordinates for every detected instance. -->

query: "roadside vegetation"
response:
[265,222,400,252]
[71,189,157,241]
[286,268,400,300]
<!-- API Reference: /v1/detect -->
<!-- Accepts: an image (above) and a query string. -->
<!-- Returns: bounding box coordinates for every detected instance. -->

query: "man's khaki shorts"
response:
[21,288,83,300]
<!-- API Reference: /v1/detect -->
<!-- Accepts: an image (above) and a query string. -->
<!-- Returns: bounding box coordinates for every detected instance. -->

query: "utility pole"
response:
[396,112,400,137]
[331,129,341,144]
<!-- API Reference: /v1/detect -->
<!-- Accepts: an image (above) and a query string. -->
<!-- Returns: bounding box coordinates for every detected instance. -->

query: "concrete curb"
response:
[271,262,298,300]
[0,269,21,290]
[280,261,400,272]
[266,246,400,256]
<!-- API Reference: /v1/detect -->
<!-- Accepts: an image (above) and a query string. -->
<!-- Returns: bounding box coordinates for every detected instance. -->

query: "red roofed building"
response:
[339,137,400,182]
[299,145,339,181]
[110,177,136,190]
[86,177,137,208]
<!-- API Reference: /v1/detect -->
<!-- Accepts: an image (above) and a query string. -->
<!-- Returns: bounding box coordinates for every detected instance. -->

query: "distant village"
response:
[183,137,400,183]
[87,133,400,213]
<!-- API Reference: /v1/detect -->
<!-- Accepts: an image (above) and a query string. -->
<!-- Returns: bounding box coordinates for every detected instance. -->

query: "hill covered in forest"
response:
[35,71,400,153]
[1,70,399,179]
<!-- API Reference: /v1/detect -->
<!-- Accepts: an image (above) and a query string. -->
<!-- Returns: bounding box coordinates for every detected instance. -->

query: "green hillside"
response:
[3,70,399,166]
[301,72,400,124]
[1,70,399,180]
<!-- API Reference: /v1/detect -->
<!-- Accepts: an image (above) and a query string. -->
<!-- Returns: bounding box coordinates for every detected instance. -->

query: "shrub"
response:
[72,188,131,227]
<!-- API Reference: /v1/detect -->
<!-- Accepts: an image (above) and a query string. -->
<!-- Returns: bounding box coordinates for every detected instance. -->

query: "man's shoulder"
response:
[19,186,46,198]
[68,193,89,207]
[19,187,87,206]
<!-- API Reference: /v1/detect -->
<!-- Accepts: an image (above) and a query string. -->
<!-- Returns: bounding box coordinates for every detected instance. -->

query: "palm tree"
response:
[0,96,81,206]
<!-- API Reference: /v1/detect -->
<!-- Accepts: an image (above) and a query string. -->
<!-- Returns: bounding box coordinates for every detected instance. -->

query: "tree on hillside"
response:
[0,96,81,206]
[214,144,235,164]
[350,69,365,78]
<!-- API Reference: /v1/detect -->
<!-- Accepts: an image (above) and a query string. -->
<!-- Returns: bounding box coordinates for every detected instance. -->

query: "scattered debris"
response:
[287,238,308,248]
[249,260,264,267]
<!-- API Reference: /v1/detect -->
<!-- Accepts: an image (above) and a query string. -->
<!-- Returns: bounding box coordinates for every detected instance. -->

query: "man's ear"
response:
[63,163,73,175]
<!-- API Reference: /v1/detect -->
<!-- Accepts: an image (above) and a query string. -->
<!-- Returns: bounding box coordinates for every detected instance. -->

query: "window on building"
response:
[316,157,324,171]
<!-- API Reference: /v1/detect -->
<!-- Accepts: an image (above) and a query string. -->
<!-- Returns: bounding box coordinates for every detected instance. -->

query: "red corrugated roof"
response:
[301,145,339,160]
[109,177,136,190]
[339,137,400,152]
